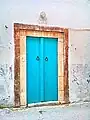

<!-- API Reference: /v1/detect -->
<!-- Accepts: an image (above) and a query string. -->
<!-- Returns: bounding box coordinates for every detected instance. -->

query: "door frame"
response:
[14,23,69,107]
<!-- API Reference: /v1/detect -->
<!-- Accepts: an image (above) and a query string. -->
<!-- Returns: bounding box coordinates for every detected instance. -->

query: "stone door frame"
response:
[14,23,69,107]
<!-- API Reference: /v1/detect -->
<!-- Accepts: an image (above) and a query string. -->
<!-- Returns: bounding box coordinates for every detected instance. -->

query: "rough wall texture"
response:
[69,30,90,103]
[0,64,13,105]
[0,26,14,106]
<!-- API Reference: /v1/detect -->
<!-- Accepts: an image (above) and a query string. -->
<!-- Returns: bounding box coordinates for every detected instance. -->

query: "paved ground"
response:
[0,102,90,120]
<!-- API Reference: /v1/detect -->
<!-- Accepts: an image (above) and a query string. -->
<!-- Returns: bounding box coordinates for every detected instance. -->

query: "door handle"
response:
[45,57,48,61]
[36,56,40,61]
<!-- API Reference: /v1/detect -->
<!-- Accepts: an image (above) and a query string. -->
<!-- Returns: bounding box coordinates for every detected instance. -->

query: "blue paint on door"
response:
[26,36,40,103]
[26,36,58,104]
[40,38,44,102]
[44,38,58,101]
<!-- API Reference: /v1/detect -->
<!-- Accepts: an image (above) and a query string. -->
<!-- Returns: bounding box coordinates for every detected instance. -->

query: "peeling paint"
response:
[71,64,90,101]
[0,64,13,105]
[69,30,90,103]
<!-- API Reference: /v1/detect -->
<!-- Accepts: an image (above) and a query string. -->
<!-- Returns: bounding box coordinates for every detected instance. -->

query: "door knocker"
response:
[45,57,48,61]
[36,56,40,61]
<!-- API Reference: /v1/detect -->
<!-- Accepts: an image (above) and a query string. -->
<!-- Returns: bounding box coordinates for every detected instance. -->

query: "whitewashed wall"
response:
[69,29,90,102]
[0,0,90,105]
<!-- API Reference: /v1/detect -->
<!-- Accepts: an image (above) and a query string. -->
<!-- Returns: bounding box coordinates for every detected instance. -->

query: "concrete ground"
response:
[0,102,90,120]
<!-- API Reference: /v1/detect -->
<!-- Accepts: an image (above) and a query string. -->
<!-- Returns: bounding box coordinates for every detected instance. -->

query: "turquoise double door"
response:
[26,36,58,104]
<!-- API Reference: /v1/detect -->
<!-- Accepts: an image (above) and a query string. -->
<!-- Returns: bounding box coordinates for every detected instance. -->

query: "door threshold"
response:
[28,101,61,108]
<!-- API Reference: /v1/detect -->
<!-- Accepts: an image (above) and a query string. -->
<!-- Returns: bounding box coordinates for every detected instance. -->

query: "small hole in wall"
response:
[75,48,76,50]
[5,25,8,29]
[87,79,90,83]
